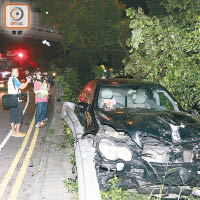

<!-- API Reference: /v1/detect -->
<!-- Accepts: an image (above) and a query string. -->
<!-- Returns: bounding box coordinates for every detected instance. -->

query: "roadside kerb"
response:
[62,103,101,200]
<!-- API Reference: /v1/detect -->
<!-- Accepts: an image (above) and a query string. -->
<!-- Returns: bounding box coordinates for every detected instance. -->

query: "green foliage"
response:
[64,178,78,193]
[125,1,200,111]
[64,123,76,165]
[33,0,129,79]
[56,67,81,103]
[57,142,66,149]
[64,123,74,145]
[101,175,198,200]
[63,178,78,200]
[70,153,76,166]
[48,128,56,135]
[41,136,46,144]
[92,66,105,79]
[101,176,154,200]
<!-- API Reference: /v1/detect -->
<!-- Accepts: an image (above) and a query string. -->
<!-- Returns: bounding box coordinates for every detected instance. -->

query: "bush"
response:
[56,67,81,103]
[125,1,200,112]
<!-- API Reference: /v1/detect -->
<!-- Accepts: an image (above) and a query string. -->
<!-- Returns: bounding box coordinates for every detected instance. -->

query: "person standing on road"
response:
[34,71,49,128]
[8,68,31,137]
[42,71,50,122]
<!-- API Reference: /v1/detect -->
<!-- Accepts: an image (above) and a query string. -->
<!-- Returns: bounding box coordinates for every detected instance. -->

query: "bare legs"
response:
[10,123,21,136]
[16,124,21,135]
[11,123,16,136]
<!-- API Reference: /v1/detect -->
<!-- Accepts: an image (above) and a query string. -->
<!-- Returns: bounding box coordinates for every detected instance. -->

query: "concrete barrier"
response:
[62,103,101,200]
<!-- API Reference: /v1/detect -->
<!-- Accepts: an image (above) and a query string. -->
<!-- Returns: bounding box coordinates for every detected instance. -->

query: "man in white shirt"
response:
[8,68,31,137]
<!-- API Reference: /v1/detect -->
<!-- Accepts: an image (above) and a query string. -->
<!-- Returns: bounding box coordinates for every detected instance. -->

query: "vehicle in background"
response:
[0,67,11,89]
[0,52,37,89]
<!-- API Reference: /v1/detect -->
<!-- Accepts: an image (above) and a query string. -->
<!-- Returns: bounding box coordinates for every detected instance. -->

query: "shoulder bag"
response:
[2,77,19,108]
[2,94,18,108]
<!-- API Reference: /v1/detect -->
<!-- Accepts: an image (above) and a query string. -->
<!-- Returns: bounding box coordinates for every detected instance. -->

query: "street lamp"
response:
[42,40,51,47]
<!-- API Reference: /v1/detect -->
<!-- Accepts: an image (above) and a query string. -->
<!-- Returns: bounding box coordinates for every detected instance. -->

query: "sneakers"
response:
[35,122,41,128]
[40,121,46,126]
[15,132,26,137]
[44,117,48,122]
[35,121,46,128]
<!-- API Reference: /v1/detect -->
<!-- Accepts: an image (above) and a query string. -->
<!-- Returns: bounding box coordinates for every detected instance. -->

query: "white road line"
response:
[0,130,12,151]
[0,90,30,151]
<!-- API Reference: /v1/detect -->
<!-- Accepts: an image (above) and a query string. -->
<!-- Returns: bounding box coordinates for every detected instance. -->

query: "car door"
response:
[76,80,99,134]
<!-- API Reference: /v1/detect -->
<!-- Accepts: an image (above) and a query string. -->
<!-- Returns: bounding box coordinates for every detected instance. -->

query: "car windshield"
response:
[98,85,180,111]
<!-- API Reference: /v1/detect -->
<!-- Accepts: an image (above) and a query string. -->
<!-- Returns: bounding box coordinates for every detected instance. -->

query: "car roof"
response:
[97,78,161,87]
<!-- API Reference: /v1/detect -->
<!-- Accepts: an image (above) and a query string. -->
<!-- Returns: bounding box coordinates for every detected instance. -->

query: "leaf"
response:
[125,0,200,111]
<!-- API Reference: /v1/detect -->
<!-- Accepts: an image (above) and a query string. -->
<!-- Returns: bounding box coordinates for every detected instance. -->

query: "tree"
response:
[33,0,129,84]
[125,0,200,111]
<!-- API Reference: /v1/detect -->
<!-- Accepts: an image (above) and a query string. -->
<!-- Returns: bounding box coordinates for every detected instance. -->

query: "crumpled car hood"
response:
[96,108,200,145]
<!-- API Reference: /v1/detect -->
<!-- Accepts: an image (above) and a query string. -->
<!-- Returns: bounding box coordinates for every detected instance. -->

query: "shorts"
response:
[10,102,23,124]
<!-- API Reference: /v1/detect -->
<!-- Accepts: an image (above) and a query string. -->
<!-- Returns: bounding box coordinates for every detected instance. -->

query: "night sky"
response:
[0,0,150,62]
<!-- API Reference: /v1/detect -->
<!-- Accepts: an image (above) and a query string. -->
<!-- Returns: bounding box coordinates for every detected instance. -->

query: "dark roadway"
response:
[0,86,56,200]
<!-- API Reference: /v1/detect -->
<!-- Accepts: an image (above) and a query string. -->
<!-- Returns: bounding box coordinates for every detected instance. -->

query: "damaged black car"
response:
[75,78,200,198]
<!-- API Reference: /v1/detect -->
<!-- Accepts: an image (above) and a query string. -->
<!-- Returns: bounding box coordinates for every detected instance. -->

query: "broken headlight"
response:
[98,138,132,161]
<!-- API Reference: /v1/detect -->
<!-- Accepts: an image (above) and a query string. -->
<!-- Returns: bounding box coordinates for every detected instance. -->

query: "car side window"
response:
[157,91,174,111]
[98,87,116,109]
[78,80,98,105]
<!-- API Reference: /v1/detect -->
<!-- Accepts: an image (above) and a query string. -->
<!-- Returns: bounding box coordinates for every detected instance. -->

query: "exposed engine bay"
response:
[94,124,200,198]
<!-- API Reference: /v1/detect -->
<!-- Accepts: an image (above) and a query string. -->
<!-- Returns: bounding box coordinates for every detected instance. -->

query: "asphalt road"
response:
[0,86,56,200]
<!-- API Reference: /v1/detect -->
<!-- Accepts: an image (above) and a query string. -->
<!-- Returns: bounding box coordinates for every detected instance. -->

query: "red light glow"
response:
[14,50,27,61]
[18,52,24,58]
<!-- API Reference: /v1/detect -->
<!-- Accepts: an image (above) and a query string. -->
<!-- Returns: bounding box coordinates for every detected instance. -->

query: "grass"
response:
[57,142,66,149]
[63,123,76,165]
[101,175,200,200]
[63,178,78,200]
[64,123,74,145]
[63,122,78,197]
[41,136,46,144]
[71,152,76,166]
[48,128,56,135]
[101,176,155,200]
[64,178,78,192]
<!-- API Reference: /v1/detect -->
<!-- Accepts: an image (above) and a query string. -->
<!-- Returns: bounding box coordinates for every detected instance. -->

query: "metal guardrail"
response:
[62,102,101,200]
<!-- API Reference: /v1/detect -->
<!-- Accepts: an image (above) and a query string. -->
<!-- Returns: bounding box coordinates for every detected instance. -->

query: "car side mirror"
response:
[77,102,89,111]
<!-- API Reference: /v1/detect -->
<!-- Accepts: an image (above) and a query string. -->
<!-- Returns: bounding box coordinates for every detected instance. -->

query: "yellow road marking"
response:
[9,127,40,200]
[0,116,35,199]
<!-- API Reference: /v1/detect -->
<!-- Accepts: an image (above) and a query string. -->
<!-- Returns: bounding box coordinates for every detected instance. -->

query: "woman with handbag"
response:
[34,71,49,128]
[8,68,31,137]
